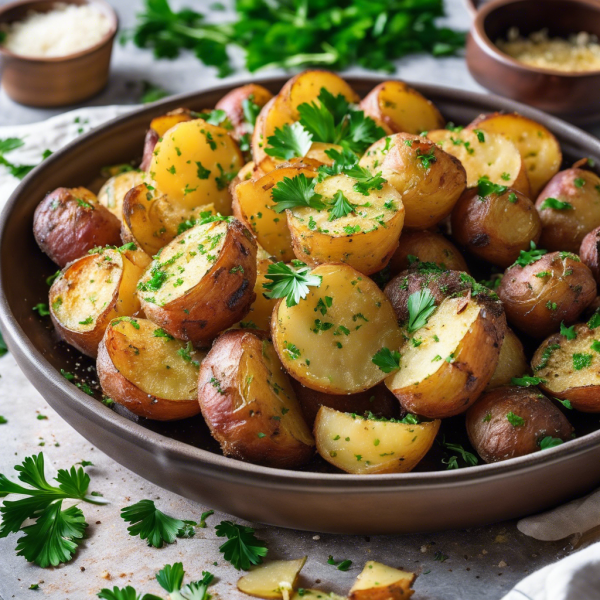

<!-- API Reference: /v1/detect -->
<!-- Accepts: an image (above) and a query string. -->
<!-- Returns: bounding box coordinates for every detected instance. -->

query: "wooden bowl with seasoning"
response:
[466,0,600,124]
[0,0,118,107]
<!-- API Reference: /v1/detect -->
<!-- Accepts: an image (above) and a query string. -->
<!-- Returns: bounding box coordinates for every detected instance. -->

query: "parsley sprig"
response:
[328,190,355,221]
[263,261,322,307]
[271,173,325,212]
[265,122,313,160]
[215,520,268,570]
[440,437,478,469]
[514,241,547,267]
[372,347,401,373]
[406,289,437,333]
[318,148,387,195]
[477,175,507,197]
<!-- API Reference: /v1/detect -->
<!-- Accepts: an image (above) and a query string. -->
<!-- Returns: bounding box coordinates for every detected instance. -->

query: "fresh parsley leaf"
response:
[242,96,261,128]
[511,375,546,387]
[573,353,593,370]
[194,108,231,128]
[265,122,312,160]
[539,436,564,450]
[215,520,268,570]
[560,322,577,340]
[406,289,436,333]
[0,329,8,358]
[32,303,50,317]
[588,310,600,330]
[98,585,160,600]
[327,555,352,571]
[263,261,322,307]
[271,173,325,212]
[372,348,401,373]
[556,398,573,409]
[514,241,547,267]
[140,81,170,104]
[328,190,355,221]
[341,109,386,155]
[345,165,386,196]
[156,562,185,593]
[539,197,573,211]
[477,175,507,197]
[440,437,478,469]
[179,571,214,600]
[506,412,525,427]
[415,148,437,169]
[0,137,24,154]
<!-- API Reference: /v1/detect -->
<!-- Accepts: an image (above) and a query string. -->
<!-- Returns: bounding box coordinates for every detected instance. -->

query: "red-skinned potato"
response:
[579,226,600,285]
[466,386,574,463]
[198,329,314,468]
[487,328,529,389]
[33,187,122,268]
[140,128,159,171]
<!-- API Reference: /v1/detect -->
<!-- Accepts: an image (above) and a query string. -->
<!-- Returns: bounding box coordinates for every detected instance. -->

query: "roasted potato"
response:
[138,218,257,347]
[387,230,468,275]
[33,187,122,268]
[386,293,506,418]
[466,386,574,463]
[360,133,466,230]
[580,226,600,284]
[427,128,531,196]
[497,251,596,338]
[451,186,542,268]
[149,119,244,215]
[97,317,205,420]
[468,112,562,197]
[272,263,403,394]
[252,96,294,167]
[359,80,444,135]
[149,107,194,137]
[487,328,529,389]
[314,407,441,474]
[286,173,405,275]
[533,322,600,412]
[349,561,415,600]
[198,329,314,468]
[97,170,146,221]
[49,247,146,357]
[237,557,307,599]
[536,167,600,253]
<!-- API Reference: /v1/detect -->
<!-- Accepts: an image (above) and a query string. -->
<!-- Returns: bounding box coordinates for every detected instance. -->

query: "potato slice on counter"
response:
[98,170,146,221]
[237,557,307,599]
[314,407,440,475]
[291,592,346,600]
[467,112,562,197]
[138,217,257,347]
[349,561,415,599]
[286,173,405,275]
[272,263,403,395]
[427,128,530,196]
[486,328,529,390]
[359,80,444,135]
[49,247,146,357]
[150,119,244,214]
[198,330,314,469]
[386,294,506,419]
[97,317,204,420]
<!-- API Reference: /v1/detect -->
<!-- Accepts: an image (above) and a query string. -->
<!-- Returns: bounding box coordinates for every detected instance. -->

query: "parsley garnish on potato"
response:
[406,289,437,333]
[263,261,322,307]
[513,241,547,267]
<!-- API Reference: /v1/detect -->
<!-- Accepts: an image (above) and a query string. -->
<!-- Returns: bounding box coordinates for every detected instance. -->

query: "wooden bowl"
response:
[466,0,600,123]
[0,0,117,107]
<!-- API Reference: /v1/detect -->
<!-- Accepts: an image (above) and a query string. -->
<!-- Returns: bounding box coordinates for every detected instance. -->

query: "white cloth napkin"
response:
[2,106,600,600]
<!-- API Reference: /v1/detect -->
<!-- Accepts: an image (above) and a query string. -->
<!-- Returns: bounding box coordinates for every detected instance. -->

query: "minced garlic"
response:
[496,27,600,72]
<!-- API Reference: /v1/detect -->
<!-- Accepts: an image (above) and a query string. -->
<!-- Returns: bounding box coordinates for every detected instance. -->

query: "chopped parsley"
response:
[371,347,401,373]
[506,412,525,427]
[539,197,573,211]
[514,241,547,267]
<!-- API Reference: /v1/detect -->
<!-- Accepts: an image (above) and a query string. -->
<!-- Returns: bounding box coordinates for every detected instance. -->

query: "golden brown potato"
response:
[359,133,466,230]
[237,557,307,599]
[387,230,469,275]
[427,128,531,196]
[97,317,205,420]
[533,322,600,412]
[252,95,294,167]
[536,168,600,253]
[497,251,597,338]
[33,187,122,268]
[349,561,416,600]
[138,218,257,347]
[487,328,529,389]
[386,294,506,419]
[198,329,314,468]
[451,186,542,268]
[466,386,574,463]
[359,80,444,135]
[467,112,562,197]
[149,107,194,137]
[49,247,146,357]
[580,226,600,284]
[314,407,440,474]
[272,263,403,395]
[97,170,146,221]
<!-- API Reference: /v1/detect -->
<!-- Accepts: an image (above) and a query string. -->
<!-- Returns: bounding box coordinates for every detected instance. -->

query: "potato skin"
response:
[140,128,159,172]
[451,187,542,268]
[579,226,600,284]
[497,252,596,338]
[466,386,573,463]
[33,187,122,268]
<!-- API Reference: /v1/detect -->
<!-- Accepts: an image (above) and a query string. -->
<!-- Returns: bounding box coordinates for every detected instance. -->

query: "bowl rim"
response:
[0,0,118,63]
[2,74,600,490]
[471,0,600,78]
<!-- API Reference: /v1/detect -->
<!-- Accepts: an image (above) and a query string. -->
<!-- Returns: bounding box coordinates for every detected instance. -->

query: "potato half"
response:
[138,218,257,347]
[237,557,307,599]
[386,294,506,418]
[291,592,345,600]
[314,407,440,474]
[97,317,204,420]
[349,561,416,600]
[49,247,145,357]
[97,170,146,221]
[286,173,405,275]
[272,263,403,394]
[580,226,600,285]
[198,329,314,468]
[487,328,529,390]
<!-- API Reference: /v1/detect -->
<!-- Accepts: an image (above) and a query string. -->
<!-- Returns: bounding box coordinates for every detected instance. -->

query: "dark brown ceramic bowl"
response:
[2,76,600,535]
[466,0,600,123]
[0,0,117,107]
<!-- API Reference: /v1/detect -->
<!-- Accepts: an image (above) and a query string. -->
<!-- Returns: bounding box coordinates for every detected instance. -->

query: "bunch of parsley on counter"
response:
[126,0,465,77]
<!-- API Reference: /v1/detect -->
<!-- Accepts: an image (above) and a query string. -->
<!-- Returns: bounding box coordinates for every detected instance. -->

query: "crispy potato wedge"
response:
[466,386,574,463]
[451,186,542,268]
[349,561,415,600]
[487,328,529,389]
[580,226,600,285]
[468,112,562,197]
[97,317,204,420]
[237,557,307,599]
[315,407,440,474]
[138,218,257,346]
[427,129,530,196]
[286,173,405,275]
[149,119,244,214]
[272,263,403,394]
[360,81,444,135]
[97,170,146,221]
[49,247,145,357]
[386,294,506,418]
[198,330,314,468]
[533,323,600,412]
[33,187,121,268]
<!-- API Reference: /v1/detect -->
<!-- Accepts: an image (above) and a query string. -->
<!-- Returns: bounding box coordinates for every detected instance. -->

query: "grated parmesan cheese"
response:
[496,27,600,73]
[0,3,111,58]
